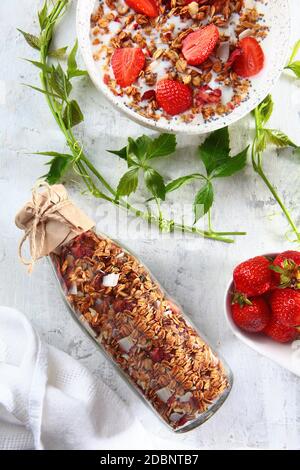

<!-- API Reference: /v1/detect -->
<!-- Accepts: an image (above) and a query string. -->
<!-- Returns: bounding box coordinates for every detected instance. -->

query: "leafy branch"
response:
[19,0,244,243]
[285,39,300,78]
[109,129,247,235]
[252,95,300,242]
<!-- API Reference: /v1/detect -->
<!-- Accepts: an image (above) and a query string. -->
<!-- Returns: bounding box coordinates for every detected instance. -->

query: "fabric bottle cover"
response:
[15,182,95,270]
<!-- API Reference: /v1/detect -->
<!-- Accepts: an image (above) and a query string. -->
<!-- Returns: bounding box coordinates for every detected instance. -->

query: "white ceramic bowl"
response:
[224,253,300,377]
[77,0,291,134]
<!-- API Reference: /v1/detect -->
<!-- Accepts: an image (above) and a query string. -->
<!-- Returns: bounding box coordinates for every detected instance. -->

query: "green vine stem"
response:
[252,107,300,242]
[27,0,246,243]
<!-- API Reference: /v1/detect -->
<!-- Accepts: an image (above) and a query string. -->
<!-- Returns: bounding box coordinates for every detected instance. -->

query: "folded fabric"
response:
[0,306,190,450]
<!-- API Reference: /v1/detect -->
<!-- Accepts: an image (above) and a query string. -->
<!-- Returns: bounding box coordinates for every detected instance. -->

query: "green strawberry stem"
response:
[252,108,300,242]
[30,0,245,244]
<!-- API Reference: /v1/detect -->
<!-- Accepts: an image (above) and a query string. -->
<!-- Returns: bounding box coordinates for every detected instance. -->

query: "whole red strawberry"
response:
[111,47,145,87]
[270,288,300,327]
[156,79,193,115]
[271,250,300,288]
[182,24,219,66]
[264,318,298,343]
[233,256,272,297]
[231,297,270,333]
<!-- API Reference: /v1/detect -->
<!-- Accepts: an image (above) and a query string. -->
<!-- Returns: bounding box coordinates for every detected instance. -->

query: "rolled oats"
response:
[51,230,231,431]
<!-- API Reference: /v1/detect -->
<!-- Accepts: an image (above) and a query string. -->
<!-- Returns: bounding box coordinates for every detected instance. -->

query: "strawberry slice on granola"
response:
[182,24,219,66]
[156,79,193,115]
[111,47,145,87]
[125,0,159,17]
[231,37,264,78]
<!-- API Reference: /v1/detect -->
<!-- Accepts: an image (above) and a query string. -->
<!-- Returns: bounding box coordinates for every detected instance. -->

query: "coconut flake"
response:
[102,273,120,287]
[89,308,97,317]
[118,336,134,353]
[156,387,173,403]
[68,282,77,295]
[179,392,192,403]
[239,28,253,40]
[164,309,172,316]
[216,42,230,62]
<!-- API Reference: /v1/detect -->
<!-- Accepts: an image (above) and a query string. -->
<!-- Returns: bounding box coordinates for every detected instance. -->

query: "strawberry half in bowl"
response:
[77,0,290,134]
[224,252,300,377]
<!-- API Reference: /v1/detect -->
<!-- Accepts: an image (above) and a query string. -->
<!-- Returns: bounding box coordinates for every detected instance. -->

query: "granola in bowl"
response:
[89,0,269,125]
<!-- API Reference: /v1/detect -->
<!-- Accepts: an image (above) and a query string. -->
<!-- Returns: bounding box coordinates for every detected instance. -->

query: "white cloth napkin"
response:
[0,306,189,450]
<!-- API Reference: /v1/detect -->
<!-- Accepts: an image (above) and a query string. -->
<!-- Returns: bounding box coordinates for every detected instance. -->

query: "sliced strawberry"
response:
[182,24,219,66]
[232,37,264,78]
[125,0,159,17]
[156,79,193,115]
[195,85,222,107]
[141,89,156,101]
[111,47,145,87]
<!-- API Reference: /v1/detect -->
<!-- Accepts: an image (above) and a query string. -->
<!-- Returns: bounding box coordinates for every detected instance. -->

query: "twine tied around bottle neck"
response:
[15,182,95,272]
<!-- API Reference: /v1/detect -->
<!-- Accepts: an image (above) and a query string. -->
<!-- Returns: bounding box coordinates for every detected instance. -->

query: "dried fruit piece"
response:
[182,24,219,66]
[195,85,222,107]
[232,37,264,78]
[231,297,271,333]
[125,0,159,17]
[270,288,300,327]
[111,47,145,87]
[264,318,298,343]
[233,256,272,297]
[156,79,193,115]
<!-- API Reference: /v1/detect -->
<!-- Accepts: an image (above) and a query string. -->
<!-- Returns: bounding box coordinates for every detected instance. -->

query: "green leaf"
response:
[144,167,166,200]
[147,134,176,159]
[49,46,68,59]
[67,40,78,76]
[285,61,300,78]
[265,129,297,148]
[50,64,72,99]
[210,146,248,178]
[63,100,84,128]
[107,147,127,160]
[68,69,88,78]
[289,39,300,64]
[38,1,48,30]
[18,29,41,50]
[255,130,268,153]
[117,167,139,196]
[193,182,214,223]
[44,156,71,184]
[34,151,73,158]
[130,135,153,162]
[25,59,51,73]
[198,127,230,176]
[165,174,202,194]
[256,95,273,127]
[23,83,62,100]
[66,40,87,79]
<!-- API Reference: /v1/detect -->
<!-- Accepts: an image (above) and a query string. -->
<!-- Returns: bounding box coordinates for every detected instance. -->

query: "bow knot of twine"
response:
[18,182,82,272]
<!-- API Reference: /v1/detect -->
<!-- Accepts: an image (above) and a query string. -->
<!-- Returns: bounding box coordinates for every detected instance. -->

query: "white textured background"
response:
[0,0,299,449]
